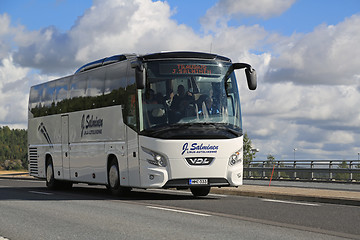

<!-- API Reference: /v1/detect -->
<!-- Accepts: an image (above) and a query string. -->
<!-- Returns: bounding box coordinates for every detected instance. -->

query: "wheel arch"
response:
[107,153,119,172]
[45,153,53,174]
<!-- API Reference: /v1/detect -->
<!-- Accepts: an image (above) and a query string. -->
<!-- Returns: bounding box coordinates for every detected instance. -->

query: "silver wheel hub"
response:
[109,165,119,188]
[46,164,53,182]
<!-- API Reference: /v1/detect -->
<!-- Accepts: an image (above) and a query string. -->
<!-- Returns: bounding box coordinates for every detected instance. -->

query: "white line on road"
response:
[147,188,227,198]
[261,198,320,206]
[147,206,211,217]
[28,191,54,195]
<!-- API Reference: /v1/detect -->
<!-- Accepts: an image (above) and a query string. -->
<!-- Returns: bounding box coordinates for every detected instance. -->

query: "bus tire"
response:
[46,158,58,190]
[108,158,131,196]
[190,187,211,197]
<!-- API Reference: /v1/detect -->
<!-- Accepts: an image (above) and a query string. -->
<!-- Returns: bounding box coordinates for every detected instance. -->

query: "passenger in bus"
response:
[144,89,158,104]
[168,84,196,122]
[170,85,194,113]
[197,94,220,116]
[143,89,166,126]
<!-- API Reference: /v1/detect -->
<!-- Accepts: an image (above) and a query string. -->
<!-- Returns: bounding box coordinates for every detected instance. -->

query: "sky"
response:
[1,0,360,161]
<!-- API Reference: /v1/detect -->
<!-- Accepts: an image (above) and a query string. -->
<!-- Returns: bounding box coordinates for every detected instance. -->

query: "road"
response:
[0,179,359,240]
[244,179,360,192]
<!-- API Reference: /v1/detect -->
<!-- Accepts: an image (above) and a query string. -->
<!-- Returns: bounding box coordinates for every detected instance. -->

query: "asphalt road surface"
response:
[244,179,360,192]
[0,179,359,240]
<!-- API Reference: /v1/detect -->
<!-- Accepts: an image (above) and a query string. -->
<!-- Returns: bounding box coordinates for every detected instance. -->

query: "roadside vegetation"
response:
[0,126,27,170]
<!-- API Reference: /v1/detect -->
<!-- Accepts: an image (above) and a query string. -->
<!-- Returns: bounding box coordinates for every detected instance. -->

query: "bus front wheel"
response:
[108,158,131,196]
[190,187,211,197]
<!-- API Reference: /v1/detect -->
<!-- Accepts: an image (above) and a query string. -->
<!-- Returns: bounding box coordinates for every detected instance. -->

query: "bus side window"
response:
[104,63,127,106]
[87,68,105,109]
[29,85,43,118]
[55,77,70,114]
[42,81,56,115]
[123,64,138,130]
[69,74,87,112]
[125,93,137,128]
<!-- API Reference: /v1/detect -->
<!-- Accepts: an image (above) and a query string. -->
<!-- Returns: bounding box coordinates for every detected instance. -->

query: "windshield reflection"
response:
[139,60,242,138]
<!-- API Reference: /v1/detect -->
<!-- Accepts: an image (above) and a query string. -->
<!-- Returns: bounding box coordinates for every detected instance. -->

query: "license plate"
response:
[189,179,208,185]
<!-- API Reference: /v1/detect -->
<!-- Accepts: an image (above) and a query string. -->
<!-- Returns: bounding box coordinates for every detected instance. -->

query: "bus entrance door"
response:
[61,115,71,180]
[126,126,140,187]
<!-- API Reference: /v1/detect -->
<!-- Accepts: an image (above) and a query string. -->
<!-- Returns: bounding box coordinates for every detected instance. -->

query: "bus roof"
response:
[141,51,232,62]
[75,54,136,74]
[74,51,232,74]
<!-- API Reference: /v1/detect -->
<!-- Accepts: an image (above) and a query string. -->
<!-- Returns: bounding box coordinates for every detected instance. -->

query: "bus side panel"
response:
[28,116,62,179]
[67,105,126,184]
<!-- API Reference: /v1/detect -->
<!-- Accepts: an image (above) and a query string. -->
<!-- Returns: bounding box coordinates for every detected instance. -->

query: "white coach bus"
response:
[28,51,256,197]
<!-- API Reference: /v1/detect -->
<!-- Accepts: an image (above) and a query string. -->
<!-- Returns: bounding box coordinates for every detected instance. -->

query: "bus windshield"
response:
[139,60,242,139]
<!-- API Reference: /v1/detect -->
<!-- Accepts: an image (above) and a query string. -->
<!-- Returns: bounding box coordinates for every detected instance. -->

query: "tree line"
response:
[0,126,27,170]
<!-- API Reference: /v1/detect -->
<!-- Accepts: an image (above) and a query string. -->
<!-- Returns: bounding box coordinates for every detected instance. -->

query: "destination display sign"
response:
[159,63,221,75]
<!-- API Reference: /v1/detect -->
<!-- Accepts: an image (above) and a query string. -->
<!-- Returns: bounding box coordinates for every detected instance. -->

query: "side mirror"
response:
[232,63,257,90]
[131,60,145,89]
[245,67,257,90]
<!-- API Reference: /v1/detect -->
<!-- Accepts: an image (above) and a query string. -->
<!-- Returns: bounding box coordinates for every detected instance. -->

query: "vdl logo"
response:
[185,157,214,166]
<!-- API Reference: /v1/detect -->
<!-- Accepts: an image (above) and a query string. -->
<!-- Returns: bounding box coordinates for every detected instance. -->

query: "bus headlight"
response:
[229,149,242,166]
[142,147,167,167]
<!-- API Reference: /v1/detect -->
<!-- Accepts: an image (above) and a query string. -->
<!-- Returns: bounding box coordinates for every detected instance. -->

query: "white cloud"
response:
[266,14,360,86]
[0,14,12,59]
[241,82,360,159]
[201,0,296,31]
[12,0,269,75]
[12,0,210,74]
[0,56,30,128]
[0,54,58,129]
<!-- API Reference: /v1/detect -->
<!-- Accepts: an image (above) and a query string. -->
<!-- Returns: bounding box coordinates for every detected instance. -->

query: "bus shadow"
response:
[0,185,218,202]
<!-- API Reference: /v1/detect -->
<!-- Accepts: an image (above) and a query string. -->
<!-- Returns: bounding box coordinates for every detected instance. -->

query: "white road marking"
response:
[147,206,211,217]
[208,193,228,198]
[261,198,320,206]
[148,189,192,195]
[28,191,54,195]
[147,188,227,198]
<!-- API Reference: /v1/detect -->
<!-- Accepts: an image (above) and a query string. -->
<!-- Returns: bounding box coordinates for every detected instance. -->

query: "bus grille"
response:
[28,147,39,175]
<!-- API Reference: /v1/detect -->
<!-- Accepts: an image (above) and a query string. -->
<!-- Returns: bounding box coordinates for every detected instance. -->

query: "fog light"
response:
[149,174,155,180]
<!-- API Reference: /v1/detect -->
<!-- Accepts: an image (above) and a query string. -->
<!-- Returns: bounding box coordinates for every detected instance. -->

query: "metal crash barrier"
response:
[244,160,360,183]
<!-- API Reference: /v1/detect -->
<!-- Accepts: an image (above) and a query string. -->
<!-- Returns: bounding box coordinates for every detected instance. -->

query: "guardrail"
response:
[244,160,360,183]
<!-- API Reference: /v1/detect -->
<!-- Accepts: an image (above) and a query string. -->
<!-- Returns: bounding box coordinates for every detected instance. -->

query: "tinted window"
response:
[42,81,56,107]
[87,68,105,109]
[122,64,137,130]
[55,77,70,114]
[104,62,128,106]
[30,61,133,117]
[29,84,44,118]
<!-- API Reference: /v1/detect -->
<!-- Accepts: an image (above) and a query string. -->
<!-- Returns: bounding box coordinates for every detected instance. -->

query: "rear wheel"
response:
[46,159,56,189]
[190,187,211,197]
[46,158,72,190]
[108,158,131,196]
